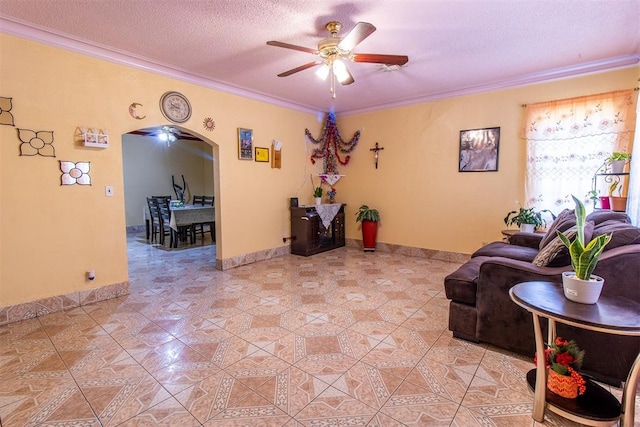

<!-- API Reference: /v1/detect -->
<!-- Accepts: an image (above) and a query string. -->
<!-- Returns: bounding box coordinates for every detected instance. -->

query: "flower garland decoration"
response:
[305,111,361,174]
[534,336,586,395]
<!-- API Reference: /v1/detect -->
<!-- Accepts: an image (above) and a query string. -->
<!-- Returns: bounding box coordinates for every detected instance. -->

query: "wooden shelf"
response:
[526,369,620,424]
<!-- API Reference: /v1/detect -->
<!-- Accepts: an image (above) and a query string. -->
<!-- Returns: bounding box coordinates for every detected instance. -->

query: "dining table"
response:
[169,204,215,231]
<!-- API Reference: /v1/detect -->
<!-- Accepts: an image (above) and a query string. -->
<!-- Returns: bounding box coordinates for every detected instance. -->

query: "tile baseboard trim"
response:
[216,240,470,271]
[0,281,130,326]
[345,238,471,263]
[217,244,290,270]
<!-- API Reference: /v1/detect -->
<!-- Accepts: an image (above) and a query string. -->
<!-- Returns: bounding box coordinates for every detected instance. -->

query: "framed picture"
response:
[459,127,500,172]
[255,147,269,162]
[238,128,253,160]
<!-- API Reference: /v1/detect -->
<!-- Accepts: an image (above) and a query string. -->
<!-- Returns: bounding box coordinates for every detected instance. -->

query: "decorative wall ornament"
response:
[17,128,56,157]
[128,103,146,120]
[60,161,91,185]
[203,117,215,131]
[0,96,15,126]
[306,111,360,174]
[81,126,109,148]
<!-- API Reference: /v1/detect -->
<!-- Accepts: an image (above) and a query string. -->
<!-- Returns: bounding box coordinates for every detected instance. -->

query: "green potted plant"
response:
[607,178,627,212]
[557,195,612,304]
[311,175,323,205]
[355,205,380,252]
[504,205,553,233]
[605,152,631,174]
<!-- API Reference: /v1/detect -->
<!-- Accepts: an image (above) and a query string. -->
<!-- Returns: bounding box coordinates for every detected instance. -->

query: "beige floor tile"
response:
[120,396,202,426]
[5,236,626,426]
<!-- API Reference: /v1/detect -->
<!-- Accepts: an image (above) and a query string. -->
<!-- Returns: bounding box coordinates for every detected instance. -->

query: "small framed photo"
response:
[459,127,500,172]
[255,147,269,162]
[238,128,253,160]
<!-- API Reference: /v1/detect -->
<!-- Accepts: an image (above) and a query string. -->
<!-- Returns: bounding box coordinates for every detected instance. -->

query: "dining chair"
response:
[154,196,174,247]
[193,195,215,242]
[146,197,161,243]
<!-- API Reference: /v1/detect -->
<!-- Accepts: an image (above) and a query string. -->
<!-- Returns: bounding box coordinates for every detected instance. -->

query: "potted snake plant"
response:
[356,205,380,252]
[557,195,612,304]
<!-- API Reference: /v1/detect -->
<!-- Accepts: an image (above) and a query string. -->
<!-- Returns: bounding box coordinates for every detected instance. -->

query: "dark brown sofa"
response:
[444,210,640,386]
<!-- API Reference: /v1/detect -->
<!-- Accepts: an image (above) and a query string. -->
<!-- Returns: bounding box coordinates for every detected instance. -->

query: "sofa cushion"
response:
[585,210,631,225]
[593,220,640,251]
[539,209,575,249]
[444,256,490,305]
[534,222,595,267]
[472,241,539,262]
[533,229,575,267]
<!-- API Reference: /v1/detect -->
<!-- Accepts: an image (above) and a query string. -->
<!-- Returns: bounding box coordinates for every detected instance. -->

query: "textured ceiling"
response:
[1,0,639,114]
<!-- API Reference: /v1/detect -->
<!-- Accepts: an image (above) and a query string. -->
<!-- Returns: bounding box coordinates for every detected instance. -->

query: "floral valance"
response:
[522,89,637,141]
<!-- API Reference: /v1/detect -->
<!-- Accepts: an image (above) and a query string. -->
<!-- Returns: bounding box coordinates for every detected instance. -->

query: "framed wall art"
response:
[255,147,269,162]
[238,128,253,160]
[458,127,500,172]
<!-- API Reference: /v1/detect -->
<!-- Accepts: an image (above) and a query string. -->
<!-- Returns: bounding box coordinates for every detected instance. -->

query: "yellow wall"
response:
[337,67,639,253]
[0,34,320,306]
[0,32,637,308]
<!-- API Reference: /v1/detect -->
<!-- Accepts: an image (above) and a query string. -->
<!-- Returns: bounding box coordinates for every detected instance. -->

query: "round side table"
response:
[510,281,640,427]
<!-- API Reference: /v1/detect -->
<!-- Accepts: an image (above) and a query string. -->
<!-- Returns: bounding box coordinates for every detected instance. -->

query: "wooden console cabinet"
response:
[290,204,345,256]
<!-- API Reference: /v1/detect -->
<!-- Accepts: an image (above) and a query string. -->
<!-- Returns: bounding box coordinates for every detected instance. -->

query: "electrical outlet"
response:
[105,185,114,197]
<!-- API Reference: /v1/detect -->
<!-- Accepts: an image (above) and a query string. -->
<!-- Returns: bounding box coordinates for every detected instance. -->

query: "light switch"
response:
[105,185,114,197]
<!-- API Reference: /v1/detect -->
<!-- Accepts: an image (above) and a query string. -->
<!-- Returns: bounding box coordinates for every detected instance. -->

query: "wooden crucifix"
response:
[370,142,385,169]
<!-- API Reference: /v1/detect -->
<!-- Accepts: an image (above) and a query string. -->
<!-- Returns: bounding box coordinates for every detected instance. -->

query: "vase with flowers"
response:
[327,187,337,203]
[534,336,586,398]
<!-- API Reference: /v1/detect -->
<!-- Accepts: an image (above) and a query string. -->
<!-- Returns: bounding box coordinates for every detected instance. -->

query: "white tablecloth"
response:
[315,203,342,228]
[169,205,214,231]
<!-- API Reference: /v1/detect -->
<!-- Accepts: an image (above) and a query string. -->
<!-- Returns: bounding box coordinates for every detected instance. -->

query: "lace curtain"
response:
[627,98,640,225]
[523,89,637,214]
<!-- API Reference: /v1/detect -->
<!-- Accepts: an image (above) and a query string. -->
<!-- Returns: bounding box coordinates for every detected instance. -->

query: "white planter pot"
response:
[561,271,604,304]
[314,197,322,205]
[610,160,626,174]
[520,223,535,233]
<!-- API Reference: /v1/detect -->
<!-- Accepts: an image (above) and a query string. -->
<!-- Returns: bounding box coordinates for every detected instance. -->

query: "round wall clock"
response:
[159,91,192,123]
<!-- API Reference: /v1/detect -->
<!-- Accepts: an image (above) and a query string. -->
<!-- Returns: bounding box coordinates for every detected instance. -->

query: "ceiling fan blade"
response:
[338,22,376,52]
[338,65,355,86]
[277,61,321,77]
[267,41,317,55]
[352,53,409,65]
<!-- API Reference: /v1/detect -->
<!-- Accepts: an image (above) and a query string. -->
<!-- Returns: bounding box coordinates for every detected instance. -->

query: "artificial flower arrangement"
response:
[327,187,337,201]
[534,336,586,398]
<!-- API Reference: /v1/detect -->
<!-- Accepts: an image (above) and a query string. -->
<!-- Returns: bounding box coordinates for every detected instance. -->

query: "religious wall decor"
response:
[459,127,500,172]
[60,161,91,185]
[0,96,15,126]
[306,111,360,175]
[18,128,56,157]
[238,128,253,160]
[370,142,384,169]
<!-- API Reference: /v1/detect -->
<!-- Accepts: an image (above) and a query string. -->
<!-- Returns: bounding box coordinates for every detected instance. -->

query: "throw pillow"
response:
[539,209,575,249]
[547,221,595,267]
[533,228,577,267]
[592,220,640,251]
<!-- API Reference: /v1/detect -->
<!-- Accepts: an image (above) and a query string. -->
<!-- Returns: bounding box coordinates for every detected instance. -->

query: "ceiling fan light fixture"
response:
[333,60,349,83]
[315,63,330,81]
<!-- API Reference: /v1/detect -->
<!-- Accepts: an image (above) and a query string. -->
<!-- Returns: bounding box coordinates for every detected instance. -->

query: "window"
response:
[522,89,637,214]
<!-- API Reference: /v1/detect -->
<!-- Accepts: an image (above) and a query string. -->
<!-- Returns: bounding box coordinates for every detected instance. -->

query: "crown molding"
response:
[0,17,320,115]
[2,17,637,117]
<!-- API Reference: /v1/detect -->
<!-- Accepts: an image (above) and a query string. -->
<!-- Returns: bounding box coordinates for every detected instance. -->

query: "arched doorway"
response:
[121,125,220,265]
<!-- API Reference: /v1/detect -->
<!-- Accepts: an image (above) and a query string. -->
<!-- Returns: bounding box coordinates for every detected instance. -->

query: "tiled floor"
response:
[1,234,637,426]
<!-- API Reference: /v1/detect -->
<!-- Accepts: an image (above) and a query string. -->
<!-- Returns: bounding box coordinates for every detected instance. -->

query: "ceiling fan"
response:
[267,21,408,96]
